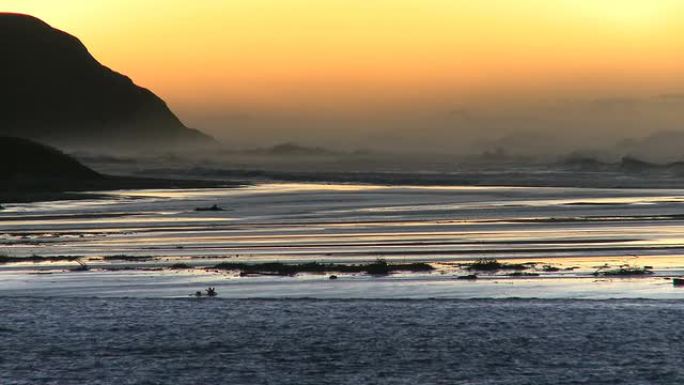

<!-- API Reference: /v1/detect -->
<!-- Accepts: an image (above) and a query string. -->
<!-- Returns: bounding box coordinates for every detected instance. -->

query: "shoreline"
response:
[123,166,684,190]
[0,175,244,204]
[0,267,681,300]
[6,174,684,205]
[3,182,684,299]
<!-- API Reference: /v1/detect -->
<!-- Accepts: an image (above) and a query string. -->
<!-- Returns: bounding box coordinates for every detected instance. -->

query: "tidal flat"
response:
[4,183,684,384]
[3,183,684,298]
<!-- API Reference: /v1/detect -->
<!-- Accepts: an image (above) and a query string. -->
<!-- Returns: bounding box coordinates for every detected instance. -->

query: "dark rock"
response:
[456,274,478,280]
[169,263,192,269]
[195,204,224,212]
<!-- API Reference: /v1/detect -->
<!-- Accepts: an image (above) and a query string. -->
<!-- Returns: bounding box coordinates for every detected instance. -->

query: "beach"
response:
[2,183,684,298]
[4,182,684,384]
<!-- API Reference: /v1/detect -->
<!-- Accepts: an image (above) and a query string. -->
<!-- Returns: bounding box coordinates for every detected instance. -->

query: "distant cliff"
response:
[0,13,215,152]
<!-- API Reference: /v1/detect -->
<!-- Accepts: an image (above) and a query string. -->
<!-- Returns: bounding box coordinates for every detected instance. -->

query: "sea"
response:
[3,183,684,383]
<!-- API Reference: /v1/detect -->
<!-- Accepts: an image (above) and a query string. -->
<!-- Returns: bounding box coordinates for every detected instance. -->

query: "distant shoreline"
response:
[0,175,243,204]
[7,171,684,205]
[123,168,684,190]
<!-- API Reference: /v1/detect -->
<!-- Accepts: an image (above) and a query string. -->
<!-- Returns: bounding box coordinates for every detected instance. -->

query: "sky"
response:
[4,0,684,156]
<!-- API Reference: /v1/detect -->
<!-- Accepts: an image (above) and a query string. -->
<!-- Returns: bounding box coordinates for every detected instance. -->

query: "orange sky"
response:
[4,0,684,151]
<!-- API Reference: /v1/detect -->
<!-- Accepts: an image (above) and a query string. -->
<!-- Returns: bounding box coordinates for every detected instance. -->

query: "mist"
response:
[8,1,684,164]
[177,91,684,163]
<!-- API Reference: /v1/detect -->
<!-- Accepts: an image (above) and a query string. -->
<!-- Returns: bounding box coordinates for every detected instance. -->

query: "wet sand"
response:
[3,183,684,298]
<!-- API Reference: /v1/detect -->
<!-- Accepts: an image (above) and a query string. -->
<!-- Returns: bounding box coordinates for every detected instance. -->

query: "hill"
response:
[1,136,101,180]
[0,137,231,203]
[0,13,214,152]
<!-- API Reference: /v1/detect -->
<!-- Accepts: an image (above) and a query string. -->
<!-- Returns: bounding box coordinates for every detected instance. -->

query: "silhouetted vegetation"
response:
[213,259,434,276]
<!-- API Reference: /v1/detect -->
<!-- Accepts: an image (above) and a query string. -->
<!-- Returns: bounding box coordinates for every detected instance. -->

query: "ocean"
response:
[2,298,683,385]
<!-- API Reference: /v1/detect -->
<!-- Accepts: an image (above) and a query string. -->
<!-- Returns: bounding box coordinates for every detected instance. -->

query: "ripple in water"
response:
[2,298,684,385]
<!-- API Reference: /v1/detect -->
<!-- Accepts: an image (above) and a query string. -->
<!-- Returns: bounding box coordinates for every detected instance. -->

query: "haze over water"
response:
[5,1,684,157]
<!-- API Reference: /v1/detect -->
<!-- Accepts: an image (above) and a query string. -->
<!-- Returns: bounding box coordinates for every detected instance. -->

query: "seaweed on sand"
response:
[169,263,193,269]
[462,258,530,271]
[593,265,654,277]
[0,255,88,271]
[507,272,540,277]
[0,254,82,264]
[365,259,391,275]
[213,259,434,276]
[102,255,154,262]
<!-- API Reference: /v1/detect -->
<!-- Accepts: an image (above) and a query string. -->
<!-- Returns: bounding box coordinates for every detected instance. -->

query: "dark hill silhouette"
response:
[0,136,101,180]
[0,13,214,152]
[0,136,231,203]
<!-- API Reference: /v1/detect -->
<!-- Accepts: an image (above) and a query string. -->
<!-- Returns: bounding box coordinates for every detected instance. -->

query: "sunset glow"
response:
[4,0,684,149]
[5,4,684,380]
[5,1,683,101]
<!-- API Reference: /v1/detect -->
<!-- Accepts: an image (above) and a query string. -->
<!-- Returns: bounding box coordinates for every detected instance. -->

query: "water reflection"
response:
[2,183,684,263]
